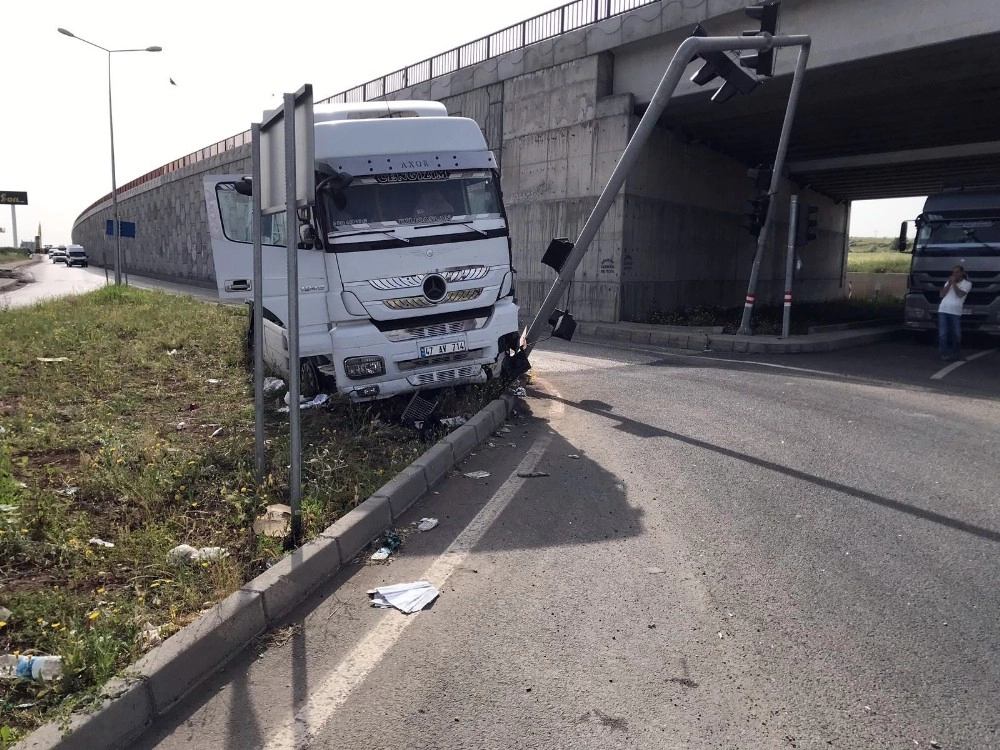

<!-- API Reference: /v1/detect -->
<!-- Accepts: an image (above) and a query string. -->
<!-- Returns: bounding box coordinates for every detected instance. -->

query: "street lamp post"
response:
[58,28,161,286]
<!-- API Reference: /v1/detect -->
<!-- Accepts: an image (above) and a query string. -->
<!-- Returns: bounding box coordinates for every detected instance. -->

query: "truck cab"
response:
[902,188,1000,336]
[204,100,521,402]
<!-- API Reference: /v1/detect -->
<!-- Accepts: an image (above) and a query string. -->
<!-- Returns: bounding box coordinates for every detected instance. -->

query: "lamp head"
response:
[57,28,75,38]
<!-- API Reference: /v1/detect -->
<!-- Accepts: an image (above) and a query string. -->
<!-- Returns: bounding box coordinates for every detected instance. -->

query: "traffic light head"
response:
[743,194,771,238]
[690,23,761,102]
[795,203,818,247]
[740,1,780,77]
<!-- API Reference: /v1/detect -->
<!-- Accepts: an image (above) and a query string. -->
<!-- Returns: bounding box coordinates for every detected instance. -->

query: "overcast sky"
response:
[3,0,921,245]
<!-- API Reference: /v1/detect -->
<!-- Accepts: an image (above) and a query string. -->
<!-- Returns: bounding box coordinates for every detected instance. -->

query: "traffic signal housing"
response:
[740,1,781,77]
[690,24,760,103]
[795,203,818,247]
[743,194,770,238]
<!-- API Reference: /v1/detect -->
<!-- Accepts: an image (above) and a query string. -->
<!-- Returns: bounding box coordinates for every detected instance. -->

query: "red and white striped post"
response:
[782,195,799,339]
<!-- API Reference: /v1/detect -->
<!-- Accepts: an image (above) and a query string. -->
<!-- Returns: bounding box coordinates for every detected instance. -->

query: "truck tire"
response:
[300,357,321,398]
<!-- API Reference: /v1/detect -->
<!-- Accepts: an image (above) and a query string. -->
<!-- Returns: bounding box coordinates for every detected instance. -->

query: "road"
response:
[131,335,999,750]
[0,257,219,309]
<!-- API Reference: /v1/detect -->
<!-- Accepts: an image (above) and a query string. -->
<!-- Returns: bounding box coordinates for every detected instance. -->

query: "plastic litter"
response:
[464,470,491,479]
[206,378,220,384]
[0,654,63,682]
[263,377,285,395]
[167,544,228,565]
[568,454,580,459]
[36,357,70,363]
[175,421,187,431]
[139,622,162,650]
[513,387,527,397]
[211,427,225,438]
[439,416,467,428]
[417,518,439,532]
[59,486,79,496]
[277,393,329,412]
[252,504,292,537]
[368,581,439,613]
[0,606,11,621]
[370,531,402,561]
[88,538,114,548]
[517,471,549,478]
[167,349,178,356]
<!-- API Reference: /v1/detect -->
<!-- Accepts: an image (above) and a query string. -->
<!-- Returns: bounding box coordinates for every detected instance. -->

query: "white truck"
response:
[204,101,523,402]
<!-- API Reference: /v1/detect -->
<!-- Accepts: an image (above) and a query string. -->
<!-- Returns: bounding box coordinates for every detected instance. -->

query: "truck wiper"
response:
[414,220,489,237]
[963,229,1000,255]
[327,228,410,244]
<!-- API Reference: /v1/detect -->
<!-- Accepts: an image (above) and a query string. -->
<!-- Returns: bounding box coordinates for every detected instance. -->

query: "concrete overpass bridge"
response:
[72,0,1000,324]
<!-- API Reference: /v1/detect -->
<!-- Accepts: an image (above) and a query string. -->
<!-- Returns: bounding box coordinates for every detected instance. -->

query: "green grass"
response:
[847,251,911,274]
[847,236,898,254]
[0,250,31,264]
[0,286,500,745]
[634,297,903,335]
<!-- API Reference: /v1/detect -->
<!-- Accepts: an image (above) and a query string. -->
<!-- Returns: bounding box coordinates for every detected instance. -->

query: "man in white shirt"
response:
[938,265,972,361]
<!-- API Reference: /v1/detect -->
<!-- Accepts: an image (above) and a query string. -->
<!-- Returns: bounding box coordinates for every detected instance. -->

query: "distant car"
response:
[51,248,67,263]
[65,245,88,267]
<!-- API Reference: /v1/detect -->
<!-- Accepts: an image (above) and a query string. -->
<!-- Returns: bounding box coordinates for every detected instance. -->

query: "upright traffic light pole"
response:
[524,30,811,350]
[736,42,810,335]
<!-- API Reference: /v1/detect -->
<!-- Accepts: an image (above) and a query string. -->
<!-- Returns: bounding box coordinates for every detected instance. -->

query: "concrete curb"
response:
[576,321,901,354]
[14,391,518,750]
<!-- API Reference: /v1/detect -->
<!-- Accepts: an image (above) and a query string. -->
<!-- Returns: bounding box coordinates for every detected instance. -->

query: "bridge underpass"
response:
[69,0,1000,326]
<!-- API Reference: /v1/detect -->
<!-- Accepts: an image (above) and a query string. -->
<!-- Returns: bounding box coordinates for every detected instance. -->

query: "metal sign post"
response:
[524,32,811,349]
[2,192,28,249]
[257,84,314,545]
[782,195,798,338]
[251,123,266,486]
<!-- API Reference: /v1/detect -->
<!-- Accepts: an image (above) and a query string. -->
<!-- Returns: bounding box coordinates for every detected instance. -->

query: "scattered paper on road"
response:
[464,470,491,479]
[417,517,439,532]
[368,581,439,613]
[277,393,329,412]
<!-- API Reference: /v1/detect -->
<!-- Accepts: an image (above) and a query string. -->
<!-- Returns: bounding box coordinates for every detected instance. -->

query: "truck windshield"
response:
[321,170,503,233]
[915,218,1000,256]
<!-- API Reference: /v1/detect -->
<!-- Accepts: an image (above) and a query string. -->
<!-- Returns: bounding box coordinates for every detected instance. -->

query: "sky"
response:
[2,0,922,245]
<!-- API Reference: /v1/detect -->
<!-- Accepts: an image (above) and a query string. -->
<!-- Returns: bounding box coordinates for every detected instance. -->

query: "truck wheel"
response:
[300,357,321,398]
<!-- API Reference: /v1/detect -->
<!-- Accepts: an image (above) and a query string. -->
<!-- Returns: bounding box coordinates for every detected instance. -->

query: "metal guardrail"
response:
[78,0,658,219]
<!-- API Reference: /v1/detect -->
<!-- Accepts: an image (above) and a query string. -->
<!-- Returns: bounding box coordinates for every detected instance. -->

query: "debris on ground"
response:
[439,416,467,428]
[87,538,114,548]
[513,387,527,397]
[368,581,439,613]
[139,622,163,650]
[417,518,439,532]
[370,531,402,561]
[167,349,178,356]
[568,454,580,459]
[167,544,228,565]
[184,403,201,411]
[401,392,438,424]
[647,567,667,575]
[277,393,329,412]
[252,504,292,537]
[59,486,79,496]
[211,427,225,438]
[206,378,221,384]
[263,377,285,395]
[175,421,187,431]
[498,426,512,435]
[464,470,491,480]
[0,654,63,682]
[517,471,549,479]
[0,606,11,621]
[35,357,70,363]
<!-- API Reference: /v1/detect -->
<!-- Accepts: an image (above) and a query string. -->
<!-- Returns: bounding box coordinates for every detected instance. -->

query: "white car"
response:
[50,247,68,264]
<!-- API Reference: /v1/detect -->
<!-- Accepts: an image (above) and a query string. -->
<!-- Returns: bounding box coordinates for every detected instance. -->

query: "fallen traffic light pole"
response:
[524,22,812,348]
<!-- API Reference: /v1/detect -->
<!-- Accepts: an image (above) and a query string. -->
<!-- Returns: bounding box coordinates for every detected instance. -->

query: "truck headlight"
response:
[344,355,385,379]
[905,307,927,321]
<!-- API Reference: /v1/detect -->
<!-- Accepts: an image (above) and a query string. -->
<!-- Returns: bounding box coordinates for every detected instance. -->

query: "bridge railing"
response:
[77,0,658,220]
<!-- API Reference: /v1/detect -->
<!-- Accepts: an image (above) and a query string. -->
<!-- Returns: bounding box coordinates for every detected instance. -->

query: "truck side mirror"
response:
[896,220,909,252]
[234,177,253,196]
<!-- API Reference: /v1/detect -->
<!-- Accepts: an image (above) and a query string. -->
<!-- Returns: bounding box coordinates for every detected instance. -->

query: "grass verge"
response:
[634,297,903,335]
[847,251,910,274]
[0,285,499,745]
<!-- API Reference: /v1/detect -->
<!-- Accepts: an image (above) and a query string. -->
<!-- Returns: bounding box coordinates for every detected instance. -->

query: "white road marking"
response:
[930,348,998,380]
[262,387,562,750]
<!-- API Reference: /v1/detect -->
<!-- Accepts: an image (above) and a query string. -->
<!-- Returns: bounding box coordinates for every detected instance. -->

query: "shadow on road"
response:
[534,389,1000,546]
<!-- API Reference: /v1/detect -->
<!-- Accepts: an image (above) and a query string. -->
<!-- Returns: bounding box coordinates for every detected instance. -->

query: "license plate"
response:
[419,340,466,358]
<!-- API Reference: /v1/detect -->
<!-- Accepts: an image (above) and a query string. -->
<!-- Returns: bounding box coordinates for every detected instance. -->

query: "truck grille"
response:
[383,289,483,310]
[397,349,482,371]
[408,365,481,386]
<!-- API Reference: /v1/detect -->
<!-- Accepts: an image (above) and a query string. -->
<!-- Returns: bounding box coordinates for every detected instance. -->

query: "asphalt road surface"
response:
[0,257,219,309]
[133,334,999,750]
